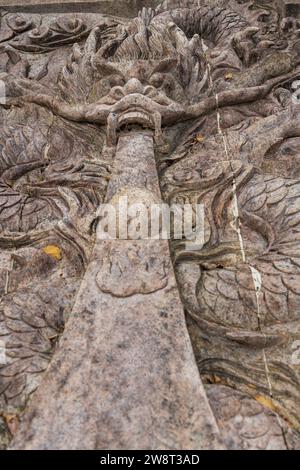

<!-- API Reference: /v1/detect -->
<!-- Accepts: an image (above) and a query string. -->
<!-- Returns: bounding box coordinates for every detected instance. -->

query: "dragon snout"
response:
[110,78,159,101]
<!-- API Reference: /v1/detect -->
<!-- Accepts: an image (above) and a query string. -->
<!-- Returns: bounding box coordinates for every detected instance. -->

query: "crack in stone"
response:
[202,36,291,449]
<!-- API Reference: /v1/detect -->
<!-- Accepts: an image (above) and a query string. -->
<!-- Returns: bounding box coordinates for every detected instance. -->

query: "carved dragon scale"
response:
[0,0,300,449]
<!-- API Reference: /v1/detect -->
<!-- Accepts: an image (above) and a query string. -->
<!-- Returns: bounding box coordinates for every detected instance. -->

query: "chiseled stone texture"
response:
[282,1,300,17]
[0,0,300,451]
[11,239,224,449]
[206,386,300,450]
[10,133,224,450]
[0,0,161,16]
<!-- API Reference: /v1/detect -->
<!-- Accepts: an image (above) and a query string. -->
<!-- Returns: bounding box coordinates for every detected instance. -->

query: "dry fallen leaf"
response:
[247,383,257,389]
[3,413,19,436]
[255,395,277,412]
[195,134,205,143]
[43,245,62,261]
[225,73,233,80]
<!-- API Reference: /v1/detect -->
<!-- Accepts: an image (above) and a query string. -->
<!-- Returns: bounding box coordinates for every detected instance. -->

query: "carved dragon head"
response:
[55,3,251,146]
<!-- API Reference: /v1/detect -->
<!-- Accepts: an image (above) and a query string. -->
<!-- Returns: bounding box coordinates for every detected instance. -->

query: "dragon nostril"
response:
[111,86,124,99]
[144,86,157,98]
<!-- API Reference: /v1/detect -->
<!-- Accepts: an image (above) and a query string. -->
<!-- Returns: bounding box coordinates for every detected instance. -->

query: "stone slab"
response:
[10,133,224,450]
[0,0,160,16]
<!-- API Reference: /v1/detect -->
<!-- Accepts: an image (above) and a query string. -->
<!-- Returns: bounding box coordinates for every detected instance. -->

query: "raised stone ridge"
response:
[0,0,160,16]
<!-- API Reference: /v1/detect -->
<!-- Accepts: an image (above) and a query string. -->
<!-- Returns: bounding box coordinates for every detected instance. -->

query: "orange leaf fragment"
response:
[195,133,205,143]
[3,413,19,436]
[255,395,276,412]
[43,245,62,261]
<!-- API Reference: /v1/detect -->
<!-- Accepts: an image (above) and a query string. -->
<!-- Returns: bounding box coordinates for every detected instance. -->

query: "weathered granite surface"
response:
[10,132,224,450]
[0,0,300,450]
[0,0,160,16]
[282,1,300,17]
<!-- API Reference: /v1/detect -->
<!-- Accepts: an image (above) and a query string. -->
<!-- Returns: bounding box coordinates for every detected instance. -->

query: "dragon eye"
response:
[149,73,164,88]
[109,75,125,87]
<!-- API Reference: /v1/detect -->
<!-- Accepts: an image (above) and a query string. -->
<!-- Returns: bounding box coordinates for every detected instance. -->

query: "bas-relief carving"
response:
[0,0,300,449]
[96,241,170,297]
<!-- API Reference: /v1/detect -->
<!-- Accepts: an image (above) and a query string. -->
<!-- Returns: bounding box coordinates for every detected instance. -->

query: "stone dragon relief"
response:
[0,0,299,450]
